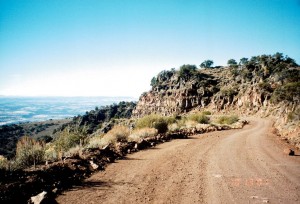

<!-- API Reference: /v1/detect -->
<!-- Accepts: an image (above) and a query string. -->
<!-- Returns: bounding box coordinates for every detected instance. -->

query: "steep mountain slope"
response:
[133,53,300,148]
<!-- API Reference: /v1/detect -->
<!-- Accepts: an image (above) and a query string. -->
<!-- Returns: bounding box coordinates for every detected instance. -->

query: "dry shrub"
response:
[15,136,45,168]
[128,128,158,142]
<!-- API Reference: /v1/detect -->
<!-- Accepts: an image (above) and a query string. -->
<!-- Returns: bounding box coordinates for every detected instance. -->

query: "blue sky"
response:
[0,0,299,97]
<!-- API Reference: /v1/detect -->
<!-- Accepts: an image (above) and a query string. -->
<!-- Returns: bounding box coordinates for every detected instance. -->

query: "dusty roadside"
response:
[56,118,300,204]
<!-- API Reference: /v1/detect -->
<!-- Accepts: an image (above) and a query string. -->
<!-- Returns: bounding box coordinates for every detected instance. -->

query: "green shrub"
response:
[200,60,214,68]
[178,64,197,80]
[217,115,239,125]
[135,114,169,133]
[15,136,45,168]
[54,129,85,153]
[271,82,300,103]
[154,120,168,133]
[165,115,177,124]
[187,112,210,124]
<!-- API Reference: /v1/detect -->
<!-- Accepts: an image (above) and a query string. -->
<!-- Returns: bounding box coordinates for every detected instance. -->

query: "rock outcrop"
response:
[133,54,300,148]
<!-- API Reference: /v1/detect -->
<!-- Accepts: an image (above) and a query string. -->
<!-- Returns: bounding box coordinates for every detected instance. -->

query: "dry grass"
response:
[87,125,130,148]
[0,155,9,170]
[128,128,158,142]
[187,112,210,124]
[168,123,180,132]
[135,114,169,133]
[185,120,199,128]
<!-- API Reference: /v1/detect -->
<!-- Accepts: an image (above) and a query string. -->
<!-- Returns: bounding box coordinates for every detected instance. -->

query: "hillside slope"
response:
[133,53,300,148]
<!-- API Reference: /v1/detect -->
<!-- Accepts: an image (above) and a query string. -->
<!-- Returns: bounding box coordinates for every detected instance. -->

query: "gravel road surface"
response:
[56,118,300,204]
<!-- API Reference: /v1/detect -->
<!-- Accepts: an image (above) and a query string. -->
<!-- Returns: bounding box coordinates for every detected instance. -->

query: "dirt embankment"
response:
[56,118,300,204]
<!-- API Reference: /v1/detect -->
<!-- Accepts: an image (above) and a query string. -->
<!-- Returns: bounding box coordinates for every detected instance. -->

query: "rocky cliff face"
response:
[133,54,300,148]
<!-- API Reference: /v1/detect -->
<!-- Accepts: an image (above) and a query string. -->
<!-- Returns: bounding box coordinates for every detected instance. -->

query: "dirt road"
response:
[56,118,300,203]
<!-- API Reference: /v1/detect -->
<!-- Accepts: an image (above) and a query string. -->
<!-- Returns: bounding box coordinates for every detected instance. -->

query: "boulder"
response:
[29,191,47,204]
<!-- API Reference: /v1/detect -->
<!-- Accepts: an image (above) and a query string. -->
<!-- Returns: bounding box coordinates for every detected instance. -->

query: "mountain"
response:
[133,53,300,148]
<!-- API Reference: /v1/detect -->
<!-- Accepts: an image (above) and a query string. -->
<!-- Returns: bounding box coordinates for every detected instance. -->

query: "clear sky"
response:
[0,0,299,97]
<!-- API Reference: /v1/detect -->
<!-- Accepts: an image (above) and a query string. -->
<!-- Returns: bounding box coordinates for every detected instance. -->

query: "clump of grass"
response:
[168,123,180,132]
[202,110,212,115]
[187,112,210,124]
[87,126,130,148]
[104,125,130,142]
[0,155,9,170]
[217,115,239,125]
[176,117,187,128]
[128,128,158,142]
[87,135,104,149]
[15,136,45,168]
[135,114,169,133]
[164,115,177,124]
[185,120,198,128]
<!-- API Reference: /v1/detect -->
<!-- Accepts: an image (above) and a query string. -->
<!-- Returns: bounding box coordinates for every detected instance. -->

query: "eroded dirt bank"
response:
[56,118,300,204]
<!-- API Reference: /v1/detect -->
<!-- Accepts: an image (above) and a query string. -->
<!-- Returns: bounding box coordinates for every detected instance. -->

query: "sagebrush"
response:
[15,136,45,168]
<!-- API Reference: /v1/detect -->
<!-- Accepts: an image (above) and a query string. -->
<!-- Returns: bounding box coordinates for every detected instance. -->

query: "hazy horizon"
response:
[1,0,299,97]
[0,96,137,125]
